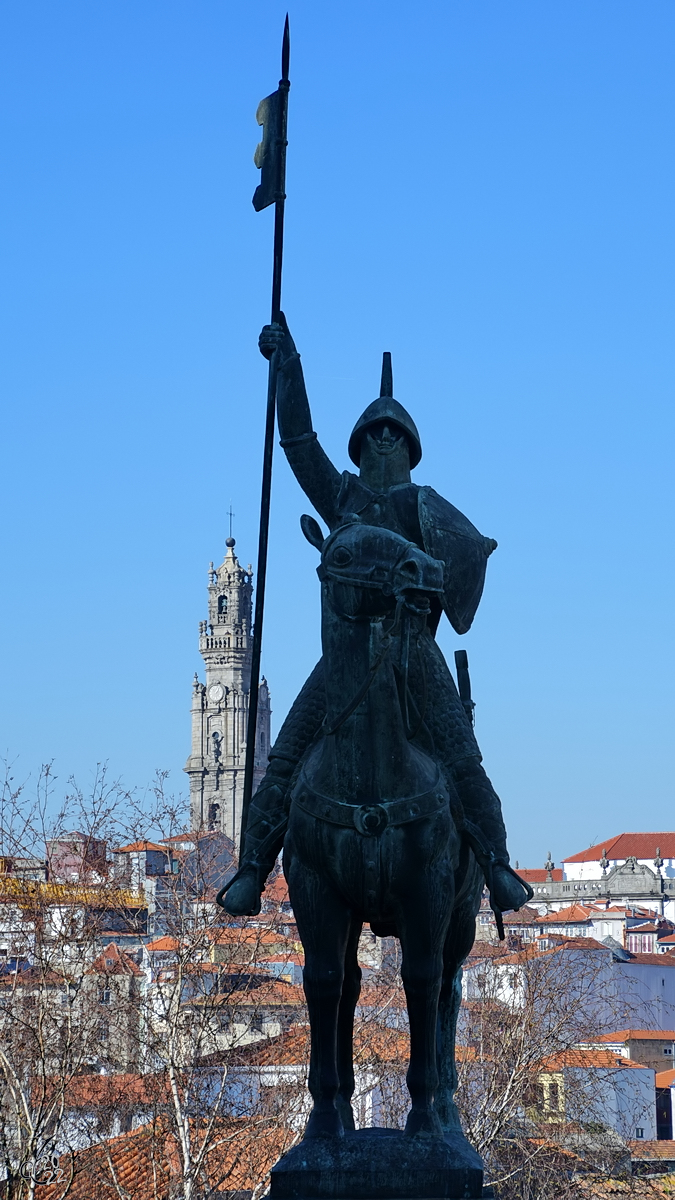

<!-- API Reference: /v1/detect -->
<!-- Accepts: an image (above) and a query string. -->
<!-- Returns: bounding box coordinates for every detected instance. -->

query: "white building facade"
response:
[184,538,271,846]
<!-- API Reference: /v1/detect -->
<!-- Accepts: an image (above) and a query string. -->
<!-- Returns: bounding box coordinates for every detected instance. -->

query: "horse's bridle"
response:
[322,594,429,739]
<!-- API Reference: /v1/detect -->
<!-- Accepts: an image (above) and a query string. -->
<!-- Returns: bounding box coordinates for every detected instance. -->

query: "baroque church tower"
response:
[184,537,271,846]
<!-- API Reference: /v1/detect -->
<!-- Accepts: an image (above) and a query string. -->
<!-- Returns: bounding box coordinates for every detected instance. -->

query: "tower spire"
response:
[184,537,271,845]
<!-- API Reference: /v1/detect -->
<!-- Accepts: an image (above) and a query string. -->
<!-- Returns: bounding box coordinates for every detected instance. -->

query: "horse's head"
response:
[303,516,444,619]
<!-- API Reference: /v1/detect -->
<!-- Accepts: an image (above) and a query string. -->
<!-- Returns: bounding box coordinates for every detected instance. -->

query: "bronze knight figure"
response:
[223,315,529,925]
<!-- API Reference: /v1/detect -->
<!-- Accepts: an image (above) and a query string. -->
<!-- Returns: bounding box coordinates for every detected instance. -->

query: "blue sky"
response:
[0,2,673,866]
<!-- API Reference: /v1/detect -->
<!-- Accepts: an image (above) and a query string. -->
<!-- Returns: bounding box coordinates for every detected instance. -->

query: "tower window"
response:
[218,595,227,615]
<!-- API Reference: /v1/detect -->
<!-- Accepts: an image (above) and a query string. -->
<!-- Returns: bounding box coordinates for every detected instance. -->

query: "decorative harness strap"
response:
[292,771,446,837]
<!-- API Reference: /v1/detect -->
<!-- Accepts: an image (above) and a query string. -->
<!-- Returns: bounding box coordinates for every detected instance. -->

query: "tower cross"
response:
[227,504,235,540]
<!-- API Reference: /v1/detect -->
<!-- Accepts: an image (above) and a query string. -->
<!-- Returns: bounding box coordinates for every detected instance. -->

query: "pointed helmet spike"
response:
[347,350,422,469]
[380,352,393,398]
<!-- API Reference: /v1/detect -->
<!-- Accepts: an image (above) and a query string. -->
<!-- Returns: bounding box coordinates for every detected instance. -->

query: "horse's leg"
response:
[437,855,484,1136]
[335,915,362,1130]
[287,850,353,1139]
[397,879,450,1139]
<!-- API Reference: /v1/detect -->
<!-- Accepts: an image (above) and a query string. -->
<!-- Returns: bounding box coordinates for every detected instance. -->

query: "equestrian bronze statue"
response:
[218,315,531,1140]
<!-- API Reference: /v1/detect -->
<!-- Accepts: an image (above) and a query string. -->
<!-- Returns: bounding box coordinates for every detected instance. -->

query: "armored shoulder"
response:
[418,486,497,635]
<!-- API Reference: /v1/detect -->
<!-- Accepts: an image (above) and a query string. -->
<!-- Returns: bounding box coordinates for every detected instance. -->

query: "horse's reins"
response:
[323,596,428,739]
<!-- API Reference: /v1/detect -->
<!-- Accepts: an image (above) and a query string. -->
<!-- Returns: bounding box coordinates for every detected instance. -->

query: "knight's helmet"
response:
[348,353,422,468]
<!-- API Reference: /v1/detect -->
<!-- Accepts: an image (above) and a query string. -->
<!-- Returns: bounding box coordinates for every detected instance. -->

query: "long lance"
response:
[239,17,290,852]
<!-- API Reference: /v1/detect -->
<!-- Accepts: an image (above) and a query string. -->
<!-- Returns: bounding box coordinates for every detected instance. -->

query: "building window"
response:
[218,595,227,615]
[98,1021,110,1042]
[635,1128,644,1139]
[99,987,111,1005]
[664,1047,673,1056]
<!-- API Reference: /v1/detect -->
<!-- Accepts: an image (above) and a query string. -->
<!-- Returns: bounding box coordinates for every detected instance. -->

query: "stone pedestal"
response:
[269,1128,491,1200]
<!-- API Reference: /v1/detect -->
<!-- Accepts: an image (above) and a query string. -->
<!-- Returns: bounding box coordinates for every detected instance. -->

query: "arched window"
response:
[218,595,227,616]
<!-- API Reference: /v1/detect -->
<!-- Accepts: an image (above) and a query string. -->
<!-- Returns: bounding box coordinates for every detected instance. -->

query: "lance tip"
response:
[281,14,290,81]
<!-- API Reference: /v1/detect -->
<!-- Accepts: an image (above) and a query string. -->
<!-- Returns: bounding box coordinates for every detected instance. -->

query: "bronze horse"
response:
[283,518,484,1141]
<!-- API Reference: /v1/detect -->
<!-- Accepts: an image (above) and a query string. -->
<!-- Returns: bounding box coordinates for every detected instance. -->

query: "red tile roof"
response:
[537,903,598,924]
[624,953,675,968]
[629,1139,675,1158]
[502,905,541,925]
[199,978,305,1008]
[145,936,180,952]
[208,926,297,948]
[225,1021,410,1067]
[515,868,563,883]
[564,833,675,864]
[113,841,169,854]
[539,1049,649,1071]
[595,1030,675,1043]
[41,1116,293,1200]
[59,1072,171,1107]
[656,1069,675,1087]
[90,943,142,977]
[264,873,290,904]
[489,937,612,966]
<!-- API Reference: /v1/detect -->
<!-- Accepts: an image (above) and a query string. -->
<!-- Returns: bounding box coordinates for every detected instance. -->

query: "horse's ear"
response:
[300,514,325,552]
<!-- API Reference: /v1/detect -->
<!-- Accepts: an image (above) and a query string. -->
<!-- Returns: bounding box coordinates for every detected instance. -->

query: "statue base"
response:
[269,1128,489,1200]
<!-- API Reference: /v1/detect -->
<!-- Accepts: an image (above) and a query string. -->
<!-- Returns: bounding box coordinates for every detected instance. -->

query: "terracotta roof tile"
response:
[624,953,675,967]
[629,1140,675,1157]
[90,943,142,976]
[515,868,563,882]
[595,1030,675,1042]
[564,833,675,864]
[41,1116,293,1200]
[537,903,598,924]
[656,1069,675,1087]
[264,873,290,903]
[539,1049,649,1070]
[145,936,180,952]
[501,905,541,924]
[113,841,169,854]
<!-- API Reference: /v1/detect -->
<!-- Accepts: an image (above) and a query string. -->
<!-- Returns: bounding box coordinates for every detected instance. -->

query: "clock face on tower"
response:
[208,683,225,704]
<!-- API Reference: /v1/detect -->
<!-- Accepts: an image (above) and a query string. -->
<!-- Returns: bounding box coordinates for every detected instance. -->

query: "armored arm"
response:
[259,316,342,527]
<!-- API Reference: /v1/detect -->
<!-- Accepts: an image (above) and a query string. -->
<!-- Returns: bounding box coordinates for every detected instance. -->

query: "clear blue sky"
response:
[1,2,673,867]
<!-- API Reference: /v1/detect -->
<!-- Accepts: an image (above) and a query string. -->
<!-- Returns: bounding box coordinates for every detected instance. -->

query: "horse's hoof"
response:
[304,1107,345,1139]
[221,872,262,917]
[405,1109,444,1139]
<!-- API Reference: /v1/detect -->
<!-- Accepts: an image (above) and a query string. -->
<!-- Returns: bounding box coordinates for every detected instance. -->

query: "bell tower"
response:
[184,537,271,846]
